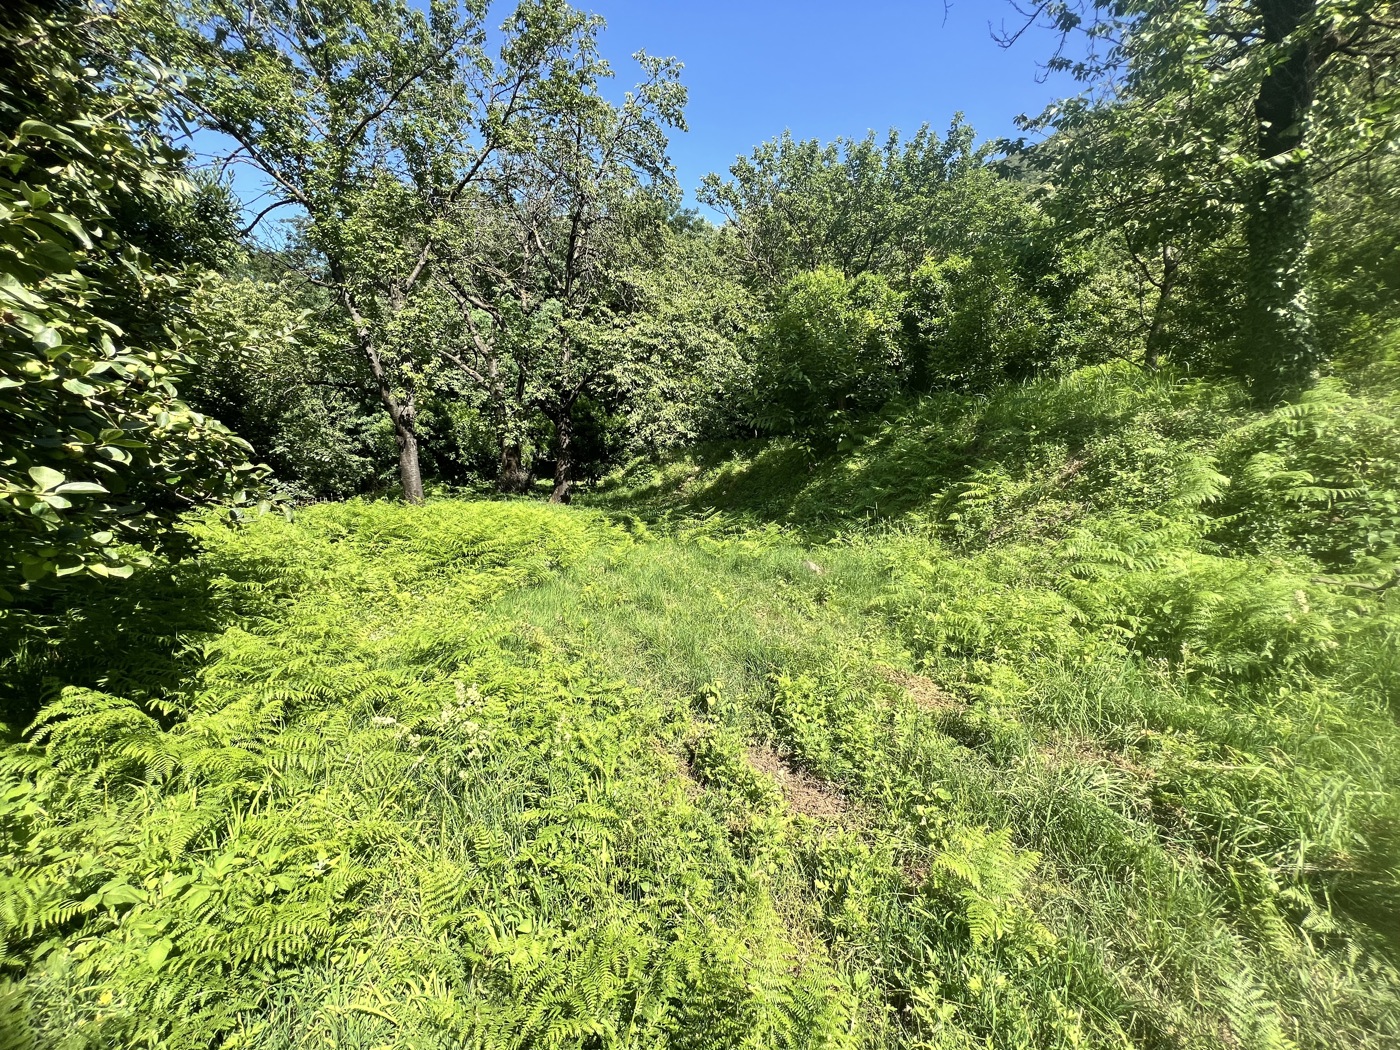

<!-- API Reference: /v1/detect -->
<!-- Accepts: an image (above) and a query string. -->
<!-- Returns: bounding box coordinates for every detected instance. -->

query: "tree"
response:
[145,0,601,502]
[433,40,686,502]
[698,120,1009,288]
[1013,86,1239,370]
[902,253,1062,391]
[1309,147,1400,367]
[1004,0,1400,395]
[1,0,260,594]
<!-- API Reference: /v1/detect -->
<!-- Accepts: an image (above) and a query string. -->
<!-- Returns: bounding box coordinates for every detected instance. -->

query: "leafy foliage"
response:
[186,269,385,498]
[747,267,904,436]
[1010,0,1400,391]
[698,119,1010,287]
[902,254,1057,392]
[0,502,863,1048]
[0,0,259,592]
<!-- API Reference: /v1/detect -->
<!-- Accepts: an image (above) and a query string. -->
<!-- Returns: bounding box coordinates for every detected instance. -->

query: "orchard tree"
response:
[432,181,551,495]
[698,120,1011,287]
[435,40,686,502]
[143,0,602,502]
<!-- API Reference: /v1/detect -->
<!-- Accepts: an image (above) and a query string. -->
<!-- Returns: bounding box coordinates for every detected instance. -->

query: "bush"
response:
[902,254,1059,392]
[0,4,260,592]
[747,267,904,435]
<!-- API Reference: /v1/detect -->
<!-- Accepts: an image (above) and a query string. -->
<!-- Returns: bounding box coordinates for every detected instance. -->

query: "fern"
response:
[6,375,1400,1050]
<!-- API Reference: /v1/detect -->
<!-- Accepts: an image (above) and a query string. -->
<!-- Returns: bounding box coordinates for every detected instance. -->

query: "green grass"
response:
[3,363,1400,1048]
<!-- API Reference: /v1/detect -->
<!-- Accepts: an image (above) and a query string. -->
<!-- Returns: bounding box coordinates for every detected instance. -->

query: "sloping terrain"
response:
[3,364,1400,1049]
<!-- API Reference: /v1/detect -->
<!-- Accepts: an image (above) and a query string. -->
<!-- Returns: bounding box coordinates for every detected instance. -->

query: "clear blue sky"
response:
[581,0,1078,207]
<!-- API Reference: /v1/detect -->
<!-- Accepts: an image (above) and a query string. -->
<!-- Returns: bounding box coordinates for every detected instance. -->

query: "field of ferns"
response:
[3,363,1400,1049]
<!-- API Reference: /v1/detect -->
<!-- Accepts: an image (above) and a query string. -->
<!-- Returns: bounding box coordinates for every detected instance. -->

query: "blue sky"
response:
[585,0,1079,206]
[195,1,1083,228]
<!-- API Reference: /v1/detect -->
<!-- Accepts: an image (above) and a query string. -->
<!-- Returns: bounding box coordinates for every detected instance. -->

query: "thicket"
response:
[127,0,1398,497]
[0,0,261,589]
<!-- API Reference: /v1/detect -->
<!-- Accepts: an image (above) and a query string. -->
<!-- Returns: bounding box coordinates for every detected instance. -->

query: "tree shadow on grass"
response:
[588,368,1217,539]
[586,423,973,537]
[587,392,1100,535]
[0,550,264,735]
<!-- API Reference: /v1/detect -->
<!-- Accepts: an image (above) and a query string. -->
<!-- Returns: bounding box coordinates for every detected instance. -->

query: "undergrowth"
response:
[3,364,1399,1048]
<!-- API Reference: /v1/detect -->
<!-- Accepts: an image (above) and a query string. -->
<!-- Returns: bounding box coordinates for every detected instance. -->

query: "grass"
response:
[2,363,1399,1048]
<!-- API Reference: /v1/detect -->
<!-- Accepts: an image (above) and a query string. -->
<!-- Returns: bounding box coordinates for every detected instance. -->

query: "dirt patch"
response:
[745,745,847,821]
[1055,456,1087,485]
[903,858,932,887]
[878,666,963,713]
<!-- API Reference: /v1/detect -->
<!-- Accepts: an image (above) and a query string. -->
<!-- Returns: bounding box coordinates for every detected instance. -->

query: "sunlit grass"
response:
[4,363,1399,1047]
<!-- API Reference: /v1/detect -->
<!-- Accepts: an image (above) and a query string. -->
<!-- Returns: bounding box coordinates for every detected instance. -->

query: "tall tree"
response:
[434,41,686,503]
[1013,83,1238,371]
[1004,0,1400,394]
[143,0,598,502]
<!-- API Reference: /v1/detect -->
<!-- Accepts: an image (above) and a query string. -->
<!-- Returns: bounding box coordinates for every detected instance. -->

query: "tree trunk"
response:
[393,389,424,505]
[362,341,425,505]
[1144,246,1178,371]
[549,408,573,505]
[498,438,529,494]
[1242,0,1320,397]
[394,406,420,504]
[341,282,426,505]
[497,365,531,494]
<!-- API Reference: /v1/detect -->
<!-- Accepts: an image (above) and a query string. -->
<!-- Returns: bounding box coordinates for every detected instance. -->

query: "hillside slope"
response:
[3,364,1399,1049]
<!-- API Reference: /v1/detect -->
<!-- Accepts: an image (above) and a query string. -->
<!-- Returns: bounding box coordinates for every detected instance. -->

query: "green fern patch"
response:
[5,366,1400,1047]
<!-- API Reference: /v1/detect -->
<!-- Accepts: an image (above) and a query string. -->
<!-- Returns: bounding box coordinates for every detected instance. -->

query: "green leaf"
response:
[62,378,98,396]
[34,211,91,247]
[19,558,52,582]
[99,884,145,907]
[0,271,45,308]
[27,465,64,491]
[16,120,90,155]
[146,938,174,971]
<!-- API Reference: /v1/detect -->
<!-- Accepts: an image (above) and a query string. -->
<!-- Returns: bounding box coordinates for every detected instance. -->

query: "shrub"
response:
[0,3,260,592]
[902,254,1058,392]
[747,267,904,435]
